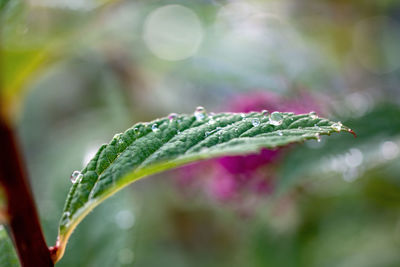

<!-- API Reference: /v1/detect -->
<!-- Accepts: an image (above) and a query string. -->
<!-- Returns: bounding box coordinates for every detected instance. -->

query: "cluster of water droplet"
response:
[331,122,343,132]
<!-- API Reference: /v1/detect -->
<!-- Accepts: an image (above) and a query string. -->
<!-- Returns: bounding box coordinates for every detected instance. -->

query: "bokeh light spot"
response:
[143,5,204,61]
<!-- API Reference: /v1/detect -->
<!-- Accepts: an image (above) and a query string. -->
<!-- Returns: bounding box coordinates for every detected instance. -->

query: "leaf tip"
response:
[348,129,357,138]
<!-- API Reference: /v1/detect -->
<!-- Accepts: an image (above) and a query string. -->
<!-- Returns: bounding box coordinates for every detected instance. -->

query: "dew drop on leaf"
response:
[113,133,122,140]
[252,118,260,127]
[168,113,178,121]
[194,106,207,121]
[309,111,318,119]
[70,171,83,184]
[205,127,222,137]
[269,112,283,126]
[315,133,321,142]
[261,109,269,116]
[331,122,343,132]
[151,124,159,132]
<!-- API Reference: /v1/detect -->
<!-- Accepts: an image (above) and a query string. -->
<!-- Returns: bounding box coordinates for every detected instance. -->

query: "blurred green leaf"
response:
[0,225,20,267]
[279,103,400,191]
[55,110,352,261]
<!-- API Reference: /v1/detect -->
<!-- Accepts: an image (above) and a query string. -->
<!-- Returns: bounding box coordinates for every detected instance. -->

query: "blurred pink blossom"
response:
[177,90,322,202]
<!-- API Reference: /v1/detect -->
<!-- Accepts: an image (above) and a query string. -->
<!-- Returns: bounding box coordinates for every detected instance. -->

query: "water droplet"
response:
[309,111,318,119]
[113,133,122,140]
[151,124,159,132]
[70,171,83,184]
[331,122,343,132]
[261,110,269,116]
[133,128,139,134]
[205,127,222,137]
[168,113,178,121]
[61,211,71,224]
[194,106,207,121]
[278,130,283,136]
[241,113,246,119]
[269,112,283,126]
[177,130,181,134]
[252,118,260,127]
[315,133,321,142]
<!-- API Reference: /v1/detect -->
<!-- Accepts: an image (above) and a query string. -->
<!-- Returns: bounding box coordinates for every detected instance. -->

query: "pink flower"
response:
[177,90,322,202]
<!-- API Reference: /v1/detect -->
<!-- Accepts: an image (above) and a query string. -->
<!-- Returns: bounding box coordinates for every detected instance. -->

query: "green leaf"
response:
[0,225,20,267]
[54,110,353,261]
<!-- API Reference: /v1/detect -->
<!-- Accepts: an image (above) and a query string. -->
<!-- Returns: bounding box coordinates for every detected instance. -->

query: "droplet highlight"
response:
[194,106,207,121]
[315,133,321,142]
[309,111,318,119]
[70,171,83,184]
[252,118,260,127]
[205,127,222,137]
[151,124,159,132]
[269,112,283,126]
[331,122,343,132]
[168,113,178,121]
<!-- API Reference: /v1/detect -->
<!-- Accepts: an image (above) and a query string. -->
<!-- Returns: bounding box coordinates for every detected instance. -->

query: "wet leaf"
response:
[55,110,353,261]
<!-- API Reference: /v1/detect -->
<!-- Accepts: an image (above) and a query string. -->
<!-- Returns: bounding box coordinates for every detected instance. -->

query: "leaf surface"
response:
[55,110,353,261]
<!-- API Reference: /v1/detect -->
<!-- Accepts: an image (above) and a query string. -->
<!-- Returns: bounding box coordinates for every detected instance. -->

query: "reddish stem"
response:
[0,118,54,267]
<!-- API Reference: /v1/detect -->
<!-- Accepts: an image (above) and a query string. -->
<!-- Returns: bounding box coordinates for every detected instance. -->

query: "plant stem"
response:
[0,117,54,267]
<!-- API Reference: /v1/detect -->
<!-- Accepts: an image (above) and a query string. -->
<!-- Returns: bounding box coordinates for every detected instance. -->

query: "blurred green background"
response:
[1,0,400,266]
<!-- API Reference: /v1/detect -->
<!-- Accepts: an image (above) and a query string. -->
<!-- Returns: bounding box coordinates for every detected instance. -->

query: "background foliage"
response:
[2,0,400,266]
